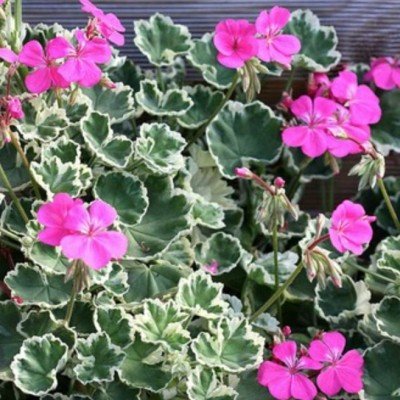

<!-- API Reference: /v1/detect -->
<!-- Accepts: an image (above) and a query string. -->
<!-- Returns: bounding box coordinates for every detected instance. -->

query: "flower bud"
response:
[234,167,253,179]
[7,97,24,119]
[204,260,219,275]
[274,177,286,189]
[349,152,386,190]
[282,326,291,337]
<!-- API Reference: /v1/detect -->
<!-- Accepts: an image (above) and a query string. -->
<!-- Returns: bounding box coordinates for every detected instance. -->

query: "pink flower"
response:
[330,70,381,125]
[274,177,286,189]
[309,332,364,396]
[58,30,112,88]
[38,193,84,246]
[59,200,128,269]
[213,19,258,69]
[0,48,18,64]
[0,1,5,5]
[234,167,253,179]
[282,95,337,157]
[370,57,400,90]
[326,106,370,157]
[80,0,126,46]
[6,97,24,119]
[329,200,376,255]
[18,39,70,93]
[308,73,331,97]
[255,6,301,68]
[204,260,219,275]
[258,341,321,400]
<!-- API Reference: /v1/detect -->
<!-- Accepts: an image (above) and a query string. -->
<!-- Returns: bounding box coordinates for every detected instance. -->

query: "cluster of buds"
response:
[302,215,343,288]
[235,167,298,231]
[349,141,386,189]
[239,59,269,102]
[0,95,24,146]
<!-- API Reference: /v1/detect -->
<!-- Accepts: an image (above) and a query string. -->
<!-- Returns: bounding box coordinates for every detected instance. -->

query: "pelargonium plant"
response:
[0,0,399,399]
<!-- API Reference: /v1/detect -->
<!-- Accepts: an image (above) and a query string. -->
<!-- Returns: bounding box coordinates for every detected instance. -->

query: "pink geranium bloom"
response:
[282,95,337,157]
[331,70,381,125]
[258,341,321,400]
[213,19,258,69]
[80,0,126,46]
[0,1,5,5]
[255,6,301,68]
[370,57,400,90]
[59,200,128,269]
[38,193,83,246]
[326,106,370,157]
[309,332,364,396]
[58,30,112,88]
[18,39,70,93]
[0,48,18,63]
[329,200,376,255]
[6,97,24,119]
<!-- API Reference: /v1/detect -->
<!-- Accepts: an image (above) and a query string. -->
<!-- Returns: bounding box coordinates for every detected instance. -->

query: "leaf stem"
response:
[10,131,42,199]
[272,223,282,321]
[13,0,22,50]
[250,262,304,322]
[346,261,398,285]
[377,177,400,231]
[186,72,240,146]
[0,163,29,223]
[283,67,296,93]
[156,66,165,92]
[0,237,20,251]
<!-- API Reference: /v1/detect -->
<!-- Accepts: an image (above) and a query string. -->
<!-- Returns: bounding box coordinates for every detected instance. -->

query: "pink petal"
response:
[214,32,235,56]
[257,40,273,62]
[328,228,346,253]
[337,234,364,255]
[269,6,291,30]
[102,12,125,32]
[235,36,258,60]
[321,332,346,357]
[273,341,297,366]
[94,231,128,260]
[268,43,293,67]
[102,28,125,46]
[351,86,381,124]
[331,70,358,102]
[78,61,102,87]
[301,128,328,158]
[336,366,363,394]
[291,373,318,400]
[50,66,71,89]
[19,41,45,67]
[0,48,18,63]
[217,52,244,69]
[258,361,290,387]
[344,220,373,243]
[255,10,271,34]
[272,34,301,56]
[37,193,76,226]
[297,356,322,371]
[314,97,338,119]
[89,200,117,229]
[282,126,308,148]
[38,227,69,247]
[80,0,103,16]
[269,375,292,400]
[372,62,396,90]
[291,96,313,120]
[58,58,86,83]
[46,37,72,60]
[63,204,91,232]
[317,367,342,397]
[25,68,52,94]
[339,350,364,370]
[80,37,111,63]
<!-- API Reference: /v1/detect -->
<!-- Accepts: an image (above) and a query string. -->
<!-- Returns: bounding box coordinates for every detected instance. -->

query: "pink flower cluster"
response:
[0,0,124,94]
[367,57,400,90]
[258,331,364,400]
[214,6,301,69]
[282,70,381,158]
[37,193,128,269]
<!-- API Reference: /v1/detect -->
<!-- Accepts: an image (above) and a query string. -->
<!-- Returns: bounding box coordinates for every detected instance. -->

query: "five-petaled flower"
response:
[329,200,376,255]
[213,19,258,69]
[309,331,364,396]
[258,341,321,400]
[255,6,301,68]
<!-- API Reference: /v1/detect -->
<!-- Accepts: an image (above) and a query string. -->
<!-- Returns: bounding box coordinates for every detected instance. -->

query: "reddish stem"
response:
[307,233,330,251]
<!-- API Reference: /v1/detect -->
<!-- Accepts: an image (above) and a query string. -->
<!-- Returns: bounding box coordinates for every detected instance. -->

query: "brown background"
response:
[23,0,400,210]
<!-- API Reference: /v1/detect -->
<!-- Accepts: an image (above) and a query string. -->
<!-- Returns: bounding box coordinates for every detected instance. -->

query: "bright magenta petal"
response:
[19,41,45,67]
[291,373,318,400]
[0,48,18,63]
[317,367,342,397]
[273,341,297,365]
[89,200,117,228]
[25,68,52,94]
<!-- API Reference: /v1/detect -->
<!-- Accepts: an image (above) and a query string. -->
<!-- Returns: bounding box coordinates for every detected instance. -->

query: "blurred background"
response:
[23,0,400,210]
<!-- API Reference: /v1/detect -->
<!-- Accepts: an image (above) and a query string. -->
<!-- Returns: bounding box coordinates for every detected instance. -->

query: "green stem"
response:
[377,177,400,231]
[0,163,29,223]
[0,237,20,251]
[272,223,282,321]
[10,131,42,199]
[347,261,398,285]
[14,0,22,49]
[156,66,165,92]
[64,261,80,327]
[0,227,20,242]
[283,67,296,93]
[187,72,240,146]
[250,262,303,322]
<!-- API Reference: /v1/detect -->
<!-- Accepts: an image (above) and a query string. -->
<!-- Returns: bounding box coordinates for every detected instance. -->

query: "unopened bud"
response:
[274,177,285,189]
[282,326,291,337]
[234,167,253,179]
[100,76,117,89]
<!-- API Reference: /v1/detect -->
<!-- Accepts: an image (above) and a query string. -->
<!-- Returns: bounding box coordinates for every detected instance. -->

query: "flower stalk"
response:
[377,177,400,231]
[272,222,282,321]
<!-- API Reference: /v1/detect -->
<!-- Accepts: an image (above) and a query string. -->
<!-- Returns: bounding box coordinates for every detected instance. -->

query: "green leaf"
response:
[176,270,229,319]
[244,251,298,287]
[53,301,96,335]
[315,275,371,323]
[41,136,81,164]
[192,317,264,372]
[376,193,400,235]
[135,123,186,174]
[178,85,224,129]
[134,13,192,66]
[103,264,130,296]
[94,306,133,348]
[11,334,68,396]
[19,98,68,142]
[81,111,134,169]
[187,367,238,400]
[0,301,25,373]
[93,381,140,400]
[363,340,400,399]
[374,296,400,343]
[82,84,135,124]
[285,9,341,72]
[187,33,236,89]
[135,299,190,351]
[31,156,92,197]
[5,264,73,307]
[191,196,225,229]
[94,171,148,226]
[206,101,282,179]
[74,332,124,384]
[122,261,190,303]
[136,79,192,116]
[0,145,30,191]
[236,370,273,400]
[119,333,173,392]
[372,89,400,155]
[122,176,191,260]
[196,232,244,275]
